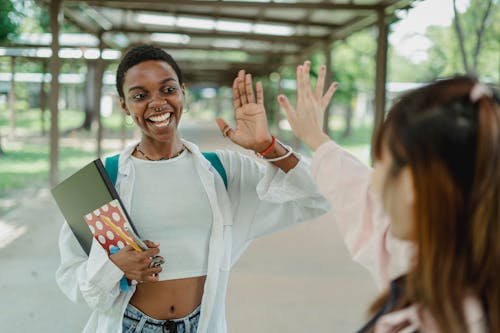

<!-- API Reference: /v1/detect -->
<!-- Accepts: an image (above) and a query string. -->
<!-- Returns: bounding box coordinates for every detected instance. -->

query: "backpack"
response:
[104,152,228,189]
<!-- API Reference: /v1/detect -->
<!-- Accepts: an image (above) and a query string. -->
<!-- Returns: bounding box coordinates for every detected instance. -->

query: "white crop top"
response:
[130,150,212,281]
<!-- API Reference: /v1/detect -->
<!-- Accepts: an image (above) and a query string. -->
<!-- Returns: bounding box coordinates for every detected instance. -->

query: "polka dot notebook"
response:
[83,199,135,255]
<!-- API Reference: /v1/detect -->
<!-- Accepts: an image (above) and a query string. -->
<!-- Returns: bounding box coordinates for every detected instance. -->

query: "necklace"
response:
[135,144,185,161]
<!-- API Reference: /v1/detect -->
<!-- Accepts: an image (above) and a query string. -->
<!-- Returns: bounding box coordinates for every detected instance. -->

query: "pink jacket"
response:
[310,141,487,333]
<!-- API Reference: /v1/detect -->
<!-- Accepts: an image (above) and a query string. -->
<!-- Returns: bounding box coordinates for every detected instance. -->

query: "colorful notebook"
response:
[83,199,143,255]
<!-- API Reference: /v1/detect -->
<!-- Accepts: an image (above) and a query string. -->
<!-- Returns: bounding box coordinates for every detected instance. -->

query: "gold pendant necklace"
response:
[135,144,185,161]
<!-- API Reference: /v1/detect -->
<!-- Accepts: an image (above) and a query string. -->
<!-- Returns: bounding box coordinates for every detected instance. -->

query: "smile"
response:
[147,113,172,127]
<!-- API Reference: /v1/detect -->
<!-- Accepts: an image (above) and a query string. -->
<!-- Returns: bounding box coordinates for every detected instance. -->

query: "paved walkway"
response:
[0,121,377,332]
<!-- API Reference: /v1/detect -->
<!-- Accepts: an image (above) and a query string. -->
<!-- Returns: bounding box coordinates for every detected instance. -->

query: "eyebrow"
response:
[127,77,177,93]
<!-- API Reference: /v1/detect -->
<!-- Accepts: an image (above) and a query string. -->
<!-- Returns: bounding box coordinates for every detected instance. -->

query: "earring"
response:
[125,115,135,127]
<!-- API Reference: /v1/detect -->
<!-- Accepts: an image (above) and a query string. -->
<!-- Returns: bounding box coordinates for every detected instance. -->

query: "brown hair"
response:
[371,76,500,332]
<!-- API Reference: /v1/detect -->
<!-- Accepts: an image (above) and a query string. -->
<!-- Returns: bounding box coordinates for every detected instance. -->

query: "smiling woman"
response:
[55,44,332,333]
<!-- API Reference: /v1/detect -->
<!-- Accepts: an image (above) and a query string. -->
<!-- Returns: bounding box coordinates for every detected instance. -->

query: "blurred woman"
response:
[280,62,499,332]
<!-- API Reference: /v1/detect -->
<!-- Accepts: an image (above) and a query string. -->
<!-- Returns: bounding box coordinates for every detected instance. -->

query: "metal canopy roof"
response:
[34,0,416,85]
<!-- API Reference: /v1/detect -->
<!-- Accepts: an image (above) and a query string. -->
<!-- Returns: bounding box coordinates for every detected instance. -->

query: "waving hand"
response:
[216,70,272,152]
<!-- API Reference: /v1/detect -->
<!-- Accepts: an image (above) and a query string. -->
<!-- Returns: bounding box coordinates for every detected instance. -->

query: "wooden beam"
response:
[50,0,61,186]
[63,7,117,48]
[108,27,323,44]
[63,6,100,35]
[137,40,298,56]
[75,0,381,11]
[85,3,343,29]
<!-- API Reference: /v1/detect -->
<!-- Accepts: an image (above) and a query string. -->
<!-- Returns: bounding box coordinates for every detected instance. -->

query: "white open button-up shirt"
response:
[56,139,330,333]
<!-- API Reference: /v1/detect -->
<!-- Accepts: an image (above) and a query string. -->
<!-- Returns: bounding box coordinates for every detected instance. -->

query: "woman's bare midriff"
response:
[129,275,206,320]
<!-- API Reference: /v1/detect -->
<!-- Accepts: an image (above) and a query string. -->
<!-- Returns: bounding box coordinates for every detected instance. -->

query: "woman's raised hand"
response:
[278,61,338,150]
[216,70,273,153]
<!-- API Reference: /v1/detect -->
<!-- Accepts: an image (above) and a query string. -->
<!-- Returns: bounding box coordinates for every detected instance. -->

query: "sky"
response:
[390,0,467,63]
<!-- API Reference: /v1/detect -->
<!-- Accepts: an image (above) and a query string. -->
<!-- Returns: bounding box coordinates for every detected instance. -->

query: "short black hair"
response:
[116,44,183,99]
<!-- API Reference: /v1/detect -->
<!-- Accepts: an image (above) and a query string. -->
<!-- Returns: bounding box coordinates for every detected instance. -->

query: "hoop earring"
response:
[125,115,135,127]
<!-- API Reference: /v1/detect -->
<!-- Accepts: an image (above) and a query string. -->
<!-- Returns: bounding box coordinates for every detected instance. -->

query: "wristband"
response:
[255,136,276,158]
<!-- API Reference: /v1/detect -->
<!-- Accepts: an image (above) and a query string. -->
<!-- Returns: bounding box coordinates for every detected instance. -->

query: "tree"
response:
[408,0,499,84]
[0,0,18,41]
[453,0,496,75]
[329,29,377,138]
[0,0,21,157]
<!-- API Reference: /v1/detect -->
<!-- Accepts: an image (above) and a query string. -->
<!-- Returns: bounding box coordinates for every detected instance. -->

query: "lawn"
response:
[0,107,130,214]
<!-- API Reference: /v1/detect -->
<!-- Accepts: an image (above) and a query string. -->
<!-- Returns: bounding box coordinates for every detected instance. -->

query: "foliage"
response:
[452,0,496,74]
[15,0,49,33]
[417,0,499,82]
[0,0,21,41]
[329,29,377,106]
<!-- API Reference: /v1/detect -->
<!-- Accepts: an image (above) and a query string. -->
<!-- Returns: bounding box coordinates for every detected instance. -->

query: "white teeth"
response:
[154,119,170,127]
[149,113,171,122]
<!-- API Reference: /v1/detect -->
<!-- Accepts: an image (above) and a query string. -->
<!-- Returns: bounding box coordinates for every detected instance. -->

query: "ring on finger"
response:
[222,126,231,137]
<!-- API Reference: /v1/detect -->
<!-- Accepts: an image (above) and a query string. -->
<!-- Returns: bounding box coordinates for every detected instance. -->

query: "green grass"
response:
[0,143,102,196]
[0,107,123,216]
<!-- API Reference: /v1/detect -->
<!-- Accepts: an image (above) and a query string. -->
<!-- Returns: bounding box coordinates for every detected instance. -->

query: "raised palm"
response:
[216,70,272,152]
[278,61,338,150]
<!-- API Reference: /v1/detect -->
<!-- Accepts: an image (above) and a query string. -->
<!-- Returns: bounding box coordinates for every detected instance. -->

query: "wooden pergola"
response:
[30,0,419,185]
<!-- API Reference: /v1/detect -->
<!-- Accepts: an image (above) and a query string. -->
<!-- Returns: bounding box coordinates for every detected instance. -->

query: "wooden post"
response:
[95,35,105,158]
[40,60,48,135]
[323,43,333,137]
[83,60,96,130]
[8,56,16,139]
[371,8,388,161]
[49,0,61,186]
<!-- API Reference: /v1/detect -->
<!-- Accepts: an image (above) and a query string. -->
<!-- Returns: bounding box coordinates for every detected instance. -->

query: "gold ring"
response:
[222,126,231,137]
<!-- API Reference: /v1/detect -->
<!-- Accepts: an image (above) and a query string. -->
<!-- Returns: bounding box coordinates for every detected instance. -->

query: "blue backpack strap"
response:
[203,152,228,189]
[104,154,120,186]
[104,152,227,189]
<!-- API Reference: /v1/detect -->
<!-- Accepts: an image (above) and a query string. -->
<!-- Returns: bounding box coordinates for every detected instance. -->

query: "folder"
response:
[51,159,138,255]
